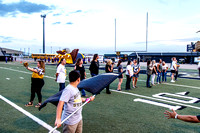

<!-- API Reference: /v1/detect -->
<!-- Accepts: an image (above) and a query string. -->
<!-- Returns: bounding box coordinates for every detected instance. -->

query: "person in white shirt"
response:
[170,57,177,82]
[151,60,157,86]
[162,61,168,82]
[125,60,133,90]
[55,58,67,91]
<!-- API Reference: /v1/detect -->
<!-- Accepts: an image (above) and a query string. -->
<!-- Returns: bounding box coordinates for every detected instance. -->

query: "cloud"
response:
[158,0,168,5]
[66,10,82,16]
[174,37,199,42]
[66,22,73,25]
[53,22,61,25]
[53,13,62,16]
[75,10,82,13]
[0,1,52,17]
[71,10,82,14]
[0,35,13,43]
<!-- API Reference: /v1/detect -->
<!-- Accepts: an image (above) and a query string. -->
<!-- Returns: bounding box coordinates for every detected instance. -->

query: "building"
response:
[128,52,200,64]
[0,47,23,61]
[1,47,23,56]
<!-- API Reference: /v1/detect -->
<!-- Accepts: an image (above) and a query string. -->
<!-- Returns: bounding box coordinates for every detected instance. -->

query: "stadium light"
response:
[41,14,46,53]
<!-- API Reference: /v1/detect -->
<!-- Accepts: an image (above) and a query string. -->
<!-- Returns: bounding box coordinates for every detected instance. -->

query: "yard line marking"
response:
[124,78,200,89]
[6,78,10,80]
[19,77,24,79]
[0,95,60,133]
[0,67,69,82]
[162,82,200,90]
[110,90,200,110]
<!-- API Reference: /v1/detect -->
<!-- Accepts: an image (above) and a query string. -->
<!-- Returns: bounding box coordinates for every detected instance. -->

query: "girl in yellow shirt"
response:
[24,60,45,108]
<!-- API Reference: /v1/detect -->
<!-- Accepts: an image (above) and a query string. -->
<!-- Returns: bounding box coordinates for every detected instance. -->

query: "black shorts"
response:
[171,70,176,73]
[118,75,123,79]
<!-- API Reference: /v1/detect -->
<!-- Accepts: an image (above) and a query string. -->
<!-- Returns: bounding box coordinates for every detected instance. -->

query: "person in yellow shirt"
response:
[24,60,45,108]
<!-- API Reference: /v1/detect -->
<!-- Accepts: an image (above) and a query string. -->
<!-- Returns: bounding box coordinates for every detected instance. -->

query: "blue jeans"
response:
[157,71,161,83]
[80,79,86,96]
[146,74,151,87]
[59,83,65,91]
[81,89,86,96]
[162,71,167,82]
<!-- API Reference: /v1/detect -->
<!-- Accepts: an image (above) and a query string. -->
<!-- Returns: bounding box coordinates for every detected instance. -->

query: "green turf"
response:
[0,62,200,133]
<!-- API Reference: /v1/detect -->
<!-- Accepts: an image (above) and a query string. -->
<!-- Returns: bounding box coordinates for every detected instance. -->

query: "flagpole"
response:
[146,12,148,52]
[49,95,96,133]
[115,18,116,52]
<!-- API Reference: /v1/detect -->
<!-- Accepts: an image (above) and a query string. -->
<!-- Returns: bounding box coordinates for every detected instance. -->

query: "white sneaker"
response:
[170,80,175,83]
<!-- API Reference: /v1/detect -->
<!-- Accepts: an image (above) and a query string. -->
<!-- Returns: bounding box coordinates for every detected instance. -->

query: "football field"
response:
[0,62,200,133]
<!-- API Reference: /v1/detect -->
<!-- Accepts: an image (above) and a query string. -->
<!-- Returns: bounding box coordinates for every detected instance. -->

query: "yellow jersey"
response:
[32,67,44,79]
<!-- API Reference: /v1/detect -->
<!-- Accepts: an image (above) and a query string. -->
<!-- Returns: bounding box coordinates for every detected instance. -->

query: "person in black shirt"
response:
[89,54,99,77]
[117,60,123,91]
[105,59,114,94]
[74,58,87,97]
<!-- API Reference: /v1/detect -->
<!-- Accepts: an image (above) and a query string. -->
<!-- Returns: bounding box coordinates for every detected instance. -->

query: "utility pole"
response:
[41,14,46,53]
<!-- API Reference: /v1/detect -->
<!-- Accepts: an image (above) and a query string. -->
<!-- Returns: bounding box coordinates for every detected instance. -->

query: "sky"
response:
[0,0,200,54]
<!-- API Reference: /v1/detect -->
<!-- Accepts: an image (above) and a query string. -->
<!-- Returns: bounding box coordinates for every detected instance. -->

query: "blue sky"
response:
[0,0,200,54]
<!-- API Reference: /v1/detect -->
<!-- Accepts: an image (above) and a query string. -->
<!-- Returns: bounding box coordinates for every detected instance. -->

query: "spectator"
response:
[5,57,8,63]
[74,58,87,97]
[24,60,45,108]
[132,59,140,88]
[48,57,50,63]
[164,109,200,123]
[54,70,95,132]
[125,61,133,90]
[175,60,180,81]
[170,57,177,82]
[89,54,99,77]
[117,60,123,91]
[55,58,67,91]
[198,62,200,77]
[151,60,157,86]
[105,59,114,94]
[146,60,153,88]
[162,61,168,82]
[157,59,162,84]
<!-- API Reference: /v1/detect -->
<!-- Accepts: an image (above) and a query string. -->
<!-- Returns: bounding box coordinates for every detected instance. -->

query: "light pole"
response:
[41,14,46,53]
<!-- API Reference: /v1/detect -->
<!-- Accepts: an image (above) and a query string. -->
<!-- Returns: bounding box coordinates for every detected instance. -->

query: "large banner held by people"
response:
[39,72,123,110]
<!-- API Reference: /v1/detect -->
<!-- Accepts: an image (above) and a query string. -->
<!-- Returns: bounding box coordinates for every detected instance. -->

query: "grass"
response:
[0,61,200,133]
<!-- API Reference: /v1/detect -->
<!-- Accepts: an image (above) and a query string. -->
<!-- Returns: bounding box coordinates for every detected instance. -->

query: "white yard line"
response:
[110,90,200,110]
[0,95,60,133]
[0,67,69,82]
[162,82,200,90]
[125,78,200,90]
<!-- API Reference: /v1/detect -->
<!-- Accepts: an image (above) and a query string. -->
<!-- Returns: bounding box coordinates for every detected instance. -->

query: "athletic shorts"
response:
[171,70,175,73]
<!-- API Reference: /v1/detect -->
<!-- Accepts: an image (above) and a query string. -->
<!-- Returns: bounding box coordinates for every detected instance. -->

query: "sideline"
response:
[110,90,200,110]
[0,95,60,133]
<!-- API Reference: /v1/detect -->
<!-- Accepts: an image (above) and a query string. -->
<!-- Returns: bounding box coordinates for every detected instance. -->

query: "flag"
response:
[39,72,121,110]
[78,73,119,94]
